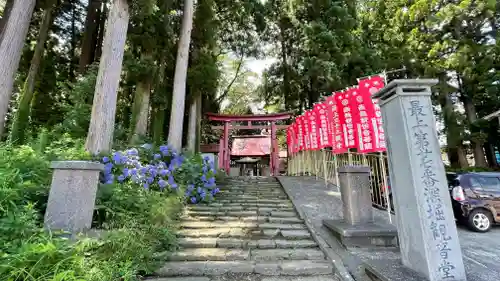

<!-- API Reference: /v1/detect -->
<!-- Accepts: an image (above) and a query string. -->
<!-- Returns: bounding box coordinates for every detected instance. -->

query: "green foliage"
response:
[0,138,185,281]
[56,64,99,139]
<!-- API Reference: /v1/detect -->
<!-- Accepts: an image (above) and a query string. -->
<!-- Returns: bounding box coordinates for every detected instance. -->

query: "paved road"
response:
[278,176,500,281]
[458,224,500,273]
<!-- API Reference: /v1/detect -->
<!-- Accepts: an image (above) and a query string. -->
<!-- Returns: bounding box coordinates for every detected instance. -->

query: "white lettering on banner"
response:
[340,93,356,147]
[309,113,318,149]
[356,89,372,152]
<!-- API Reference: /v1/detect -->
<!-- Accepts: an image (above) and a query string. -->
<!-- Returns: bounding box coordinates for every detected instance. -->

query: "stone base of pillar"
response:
[323,165,398,248]
[44,161,104,234]
[323,219,398,248]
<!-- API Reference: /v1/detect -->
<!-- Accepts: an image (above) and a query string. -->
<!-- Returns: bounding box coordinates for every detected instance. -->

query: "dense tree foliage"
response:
[0,0,498,167]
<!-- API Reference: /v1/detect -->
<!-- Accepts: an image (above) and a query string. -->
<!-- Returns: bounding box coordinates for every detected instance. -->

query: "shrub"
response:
[0,140,216,280]
[97,144,220,204]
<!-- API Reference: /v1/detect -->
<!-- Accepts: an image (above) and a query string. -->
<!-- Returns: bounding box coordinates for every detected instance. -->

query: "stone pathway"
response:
[151,177,338,281]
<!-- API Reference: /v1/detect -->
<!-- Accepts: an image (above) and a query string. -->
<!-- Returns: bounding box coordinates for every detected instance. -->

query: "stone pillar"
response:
[338,166,373,225]
[323,165,397,248]
[44,161,104,233]
[271,121,277,176]
[223,121,230,174]
[373,79,466,281]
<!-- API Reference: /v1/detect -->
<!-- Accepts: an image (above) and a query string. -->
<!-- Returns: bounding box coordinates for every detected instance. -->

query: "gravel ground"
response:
[277,176,500,281]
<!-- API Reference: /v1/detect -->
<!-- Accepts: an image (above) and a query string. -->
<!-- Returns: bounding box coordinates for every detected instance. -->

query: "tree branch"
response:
[216,55,245,103]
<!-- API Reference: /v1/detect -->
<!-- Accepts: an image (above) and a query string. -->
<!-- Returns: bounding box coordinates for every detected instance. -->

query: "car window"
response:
[474,176,500,191]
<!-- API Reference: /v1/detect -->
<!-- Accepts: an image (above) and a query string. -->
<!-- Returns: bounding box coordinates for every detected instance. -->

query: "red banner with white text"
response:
[296,116,305,151]
[313,102,332,148]
[337,89,358,149]
[326,93,347,153]
[358,76,386,152]
[306,109,321,150]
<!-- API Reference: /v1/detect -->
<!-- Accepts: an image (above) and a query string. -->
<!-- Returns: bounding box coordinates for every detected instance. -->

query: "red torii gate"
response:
[206,112,292,176]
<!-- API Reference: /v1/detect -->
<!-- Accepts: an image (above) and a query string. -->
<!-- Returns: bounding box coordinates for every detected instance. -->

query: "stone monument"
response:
[44,161,104,234]
[373,79,467,281]
[323,166,398,248]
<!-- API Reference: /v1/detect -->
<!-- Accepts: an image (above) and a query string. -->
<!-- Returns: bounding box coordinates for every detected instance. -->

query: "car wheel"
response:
[467,209,493,233]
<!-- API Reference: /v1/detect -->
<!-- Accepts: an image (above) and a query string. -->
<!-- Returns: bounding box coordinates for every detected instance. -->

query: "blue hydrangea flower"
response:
[158,179,167,190]
[127,148,139,156]
[112,152,122,164]
[154,153,162,160]
[159,169,168,177]
[143,183,150,189]
[190,197,197,203]
[118,175,126,182]
[102,156,110,163]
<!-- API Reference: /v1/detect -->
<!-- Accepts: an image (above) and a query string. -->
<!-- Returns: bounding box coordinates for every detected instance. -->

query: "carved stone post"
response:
[44,161,104,233]
[374,79,466,281]
[323,166,398,248]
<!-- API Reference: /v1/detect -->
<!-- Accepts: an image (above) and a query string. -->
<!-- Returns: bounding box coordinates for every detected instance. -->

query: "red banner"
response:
[352,86,377,153]
[358,76,386,152]
[286,127,292,155]
[313,102,332,148]
[326,93,347,153]
[302,111,312,150]
[306,109,320,150]
[292,126,297,154]
[337,89,358,148]
[296,115,306,151]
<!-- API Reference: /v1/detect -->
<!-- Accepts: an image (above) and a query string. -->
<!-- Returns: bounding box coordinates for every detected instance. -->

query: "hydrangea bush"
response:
[99,144,219,204]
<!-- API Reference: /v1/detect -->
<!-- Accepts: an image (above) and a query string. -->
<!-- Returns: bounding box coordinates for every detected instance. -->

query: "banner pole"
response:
[322,150,328,187]
[333,151,339,187]
[379,152,392,223]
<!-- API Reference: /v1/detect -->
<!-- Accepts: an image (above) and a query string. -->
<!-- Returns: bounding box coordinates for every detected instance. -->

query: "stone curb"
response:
[276,177,356,281]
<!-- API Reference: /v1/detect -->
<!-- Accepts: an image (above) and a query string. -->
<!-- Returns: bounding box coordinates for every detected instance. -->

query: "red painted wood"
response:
[206,112,293,122]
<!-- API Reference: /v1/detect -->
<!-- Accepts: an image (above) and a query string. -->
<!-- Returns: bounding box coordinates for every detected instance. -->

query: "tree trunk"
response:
[85,0,129,154]
[462,95,488,167]
[186,97,197,151]
[130,58,152,144]
[457,145,469,168]
[279,18,291,111]
[167,0,195,151]
[78,0,102,73]
[484,142,498,167]
[9,0,55,145]
[0,0,14,34]
[95,1,108,61]
[0,0,36,138]
[153,108,165,145]
[195,93,202,153]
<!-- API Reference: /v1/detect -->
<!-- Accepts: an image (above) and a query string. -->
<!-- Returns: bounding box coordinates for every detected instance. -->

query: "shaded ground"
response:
[277,176,500,281]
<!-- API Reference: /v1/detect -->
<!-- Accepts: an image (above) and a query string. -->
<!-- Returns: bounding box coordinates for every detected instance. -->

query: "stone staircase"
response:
[153,177,338,281]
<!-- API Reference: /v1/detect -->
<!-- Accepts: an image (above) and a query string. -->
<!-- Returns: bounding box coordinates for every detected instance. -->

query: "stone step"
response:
[166,248,325,262]
[217,195,289,200]
[181,216,303,224]
[180,221,307,230]
[146,276,338,281]
[216,197,290,204]
[156,260,333,276]
[187,206,295,213]
[178,238,318,249]
[184,210,297,217]
[204,202,294,208]
[177,228,312,240]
